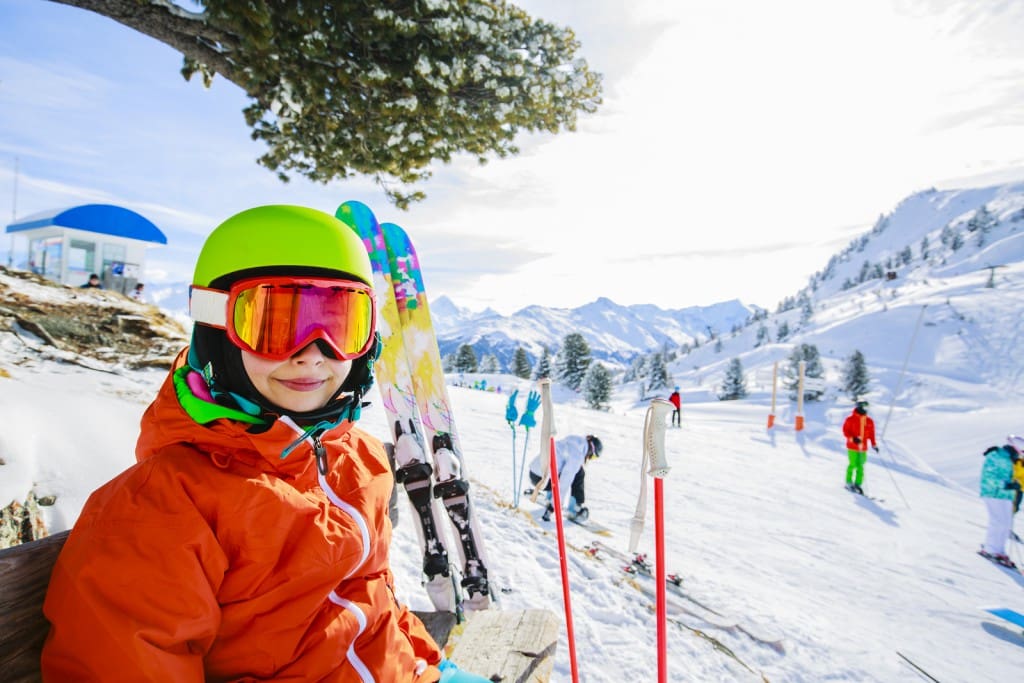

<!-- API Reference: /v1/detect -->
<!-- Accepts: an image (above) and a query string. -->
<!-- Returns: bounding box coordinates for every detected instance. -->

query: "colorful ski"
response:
[380,221,491,609]
[335,201,457,613]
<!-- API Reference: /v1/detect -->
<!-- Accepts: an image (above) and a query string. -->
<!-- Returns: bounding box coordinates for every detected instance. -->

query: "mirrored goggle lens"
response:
[231,283,373,358]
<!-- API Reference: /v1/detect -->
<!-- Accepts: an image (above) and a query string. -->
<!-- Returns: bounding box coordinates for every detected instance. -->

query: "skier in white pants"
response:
[978,437,1022,568]
[528,434,602,522]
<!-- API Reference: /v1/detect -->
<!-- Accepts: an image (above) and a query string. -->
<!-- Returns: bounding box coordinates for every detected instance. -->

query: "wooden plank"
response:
[447,608,560,683]
[0,530,69,683]
[413,609,458,649]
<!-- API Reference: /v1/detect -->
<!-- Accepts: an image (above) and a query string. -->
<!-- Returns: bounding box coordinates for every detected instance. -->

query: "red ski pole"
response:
[549,435,580,683]
[645,399,673,683]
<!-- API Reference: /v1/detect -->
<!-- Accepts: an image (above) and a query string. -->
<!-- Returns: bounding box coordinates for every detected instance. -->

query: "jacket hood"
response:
[136,349,355,477]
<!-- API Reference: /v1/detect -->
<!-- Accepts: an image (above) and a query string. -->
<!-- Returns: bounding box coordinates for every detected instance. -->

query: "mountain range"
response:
[145,179,1024,377]
[658,179,1024,408]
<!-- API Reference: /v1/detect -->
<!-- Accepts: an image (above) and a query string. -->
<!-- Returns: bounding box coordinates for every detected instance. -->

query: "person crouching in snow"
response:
[528,434,603,522]
[978,437,1023,568]
[842,401,877,494]
[42,205,490,683]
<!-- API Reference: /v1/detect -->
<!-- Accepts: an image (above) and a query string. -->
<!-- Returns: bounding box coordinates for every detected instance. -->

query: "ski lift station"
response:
[5,204,167,294]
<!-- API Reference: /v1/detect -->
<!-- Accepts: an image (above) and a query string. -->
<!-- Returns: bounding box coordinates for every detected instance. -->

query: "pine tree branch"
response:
[46,0,243,86]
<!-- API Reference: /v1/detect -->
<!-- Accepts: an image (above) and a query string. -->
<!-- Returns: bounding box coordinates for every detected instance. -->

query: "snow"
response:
[3,183,1024,681]
[3,359,1022,681]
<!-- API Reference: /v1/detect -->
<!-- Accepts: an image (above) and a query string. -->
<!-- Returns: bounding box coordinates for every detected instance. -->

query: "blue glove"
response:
[519,390,541,429]
[505,389,519,424]
[439,658,492,682]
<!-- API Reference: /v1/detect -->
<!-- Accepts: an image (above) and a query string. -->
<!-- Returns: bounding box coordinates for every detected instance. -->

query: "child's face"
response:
[241,342,352,413]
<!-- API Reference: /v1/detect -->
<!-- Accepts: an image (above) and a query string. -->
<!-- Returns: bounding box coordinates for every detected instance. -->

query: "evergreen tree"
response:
[951,232,964,251]
[800,298,814,325]
[713,338,723,353]
[512,347,532,379]
[718,358,747,400]
[61,0,602,208]
[755,324,770,347]
[841,349,871,401]
[783,343,825,402]
[776,320,790,341]
[556,333,592,390]
[623,354,647,384]
[966,205,995,233]
[940,224,954,246]
[479,353,500,373]
[453,343,478,372]
[646,352,671,393]
[920,235,929,260]
[532,346,553,380]
[661,340,677,363]
[582,363,613,410]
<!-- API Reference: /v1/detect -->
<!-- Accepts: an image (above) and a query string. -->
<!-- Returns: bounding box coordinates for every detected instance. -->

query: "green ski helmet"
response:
[188,205,378,424]
[193,205,372,288]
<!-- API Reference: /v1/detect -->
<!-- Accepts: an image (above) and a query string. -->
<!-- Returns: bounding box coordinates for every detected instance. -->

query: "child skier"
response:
[42,206,487,682]
[978,437,1022,568]
[842,400,877,494]
[528,434,603,522]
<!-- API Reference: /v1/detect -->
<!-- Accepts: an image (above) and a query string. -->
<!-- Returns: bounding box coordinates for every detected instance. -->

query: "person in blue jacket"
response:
[978,438,1022,568]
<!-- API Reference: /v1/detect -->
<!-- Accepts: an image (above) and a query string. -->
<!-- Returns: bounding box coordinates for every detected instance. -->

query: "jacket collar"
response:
[136,349,355,476]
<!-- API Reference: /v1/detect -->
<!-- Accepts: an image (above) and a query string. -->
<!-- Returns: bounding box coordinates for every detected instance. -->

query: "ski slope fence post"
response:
[767,361,778,429]
[644,399,674,683]
[548,435,580,683]
[878,304,927,510]
[795,360,806,431]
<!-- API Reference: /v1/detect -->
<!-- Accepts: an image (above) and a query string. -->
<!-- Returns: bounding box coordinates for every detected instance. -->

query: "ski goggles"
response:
[190,276,376,360]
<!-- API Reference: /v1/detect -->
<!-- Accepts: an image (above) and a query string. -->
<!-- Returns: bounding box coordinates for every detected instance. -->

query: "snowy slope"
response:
[3,179,1024,681]
[2,354,1021,682]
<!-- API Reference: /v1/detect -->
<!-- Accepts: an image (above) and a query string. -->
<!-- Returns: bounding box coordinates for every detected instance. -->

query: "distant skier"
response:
[978,437,1022,568]
[842,401,877,494]
[668,387,681,427]
[529,434,603,522]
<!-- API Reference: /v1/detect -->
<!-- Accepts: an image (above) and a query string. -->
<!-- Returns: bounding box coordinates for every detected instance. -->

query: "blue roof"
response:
[5,204,167,245]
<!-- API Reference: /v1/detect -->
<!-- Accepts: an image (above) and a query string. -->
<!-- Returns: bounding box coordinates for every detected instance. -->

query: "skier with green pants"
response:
[842,401,877,494]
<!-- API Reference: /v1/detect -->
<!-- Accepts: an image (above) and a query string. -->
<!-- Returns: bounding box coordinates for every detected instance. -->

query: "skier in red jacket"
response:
[668,387,681,427]
[842,401,877,495]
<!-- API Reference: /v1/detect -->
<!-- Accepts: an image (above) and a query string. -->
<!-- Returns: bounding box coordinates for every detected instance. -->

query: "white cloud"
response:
[3,0,1024,314]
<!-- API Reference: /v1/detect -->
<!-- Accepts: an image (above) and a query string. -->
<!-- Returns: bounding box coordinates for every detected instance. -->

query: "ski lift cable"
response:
[878,304,927,509]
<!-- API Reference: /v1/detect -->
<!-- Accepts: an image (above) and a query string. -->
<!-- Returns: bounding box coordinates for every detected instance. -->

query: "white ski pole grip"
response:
[646,399,673,478]
[529,379,556,504]
[629,399,673,553]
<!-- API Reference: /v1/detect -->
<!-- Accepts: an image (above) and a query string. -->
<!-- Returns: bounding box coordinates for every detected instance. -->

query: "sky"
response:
[2,0,1024,315]
[3,247,1024,681]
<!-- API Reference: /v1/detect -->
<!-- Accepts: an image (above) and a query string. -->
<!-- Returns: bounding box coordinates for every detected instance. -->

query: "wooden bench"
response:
[0,532,557,682]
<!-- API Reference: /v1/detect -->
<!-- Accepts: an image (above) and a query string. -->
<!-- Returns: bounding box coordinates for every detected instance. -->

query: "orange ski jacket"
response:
[42,351,442,682]
[842,410,877,453]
